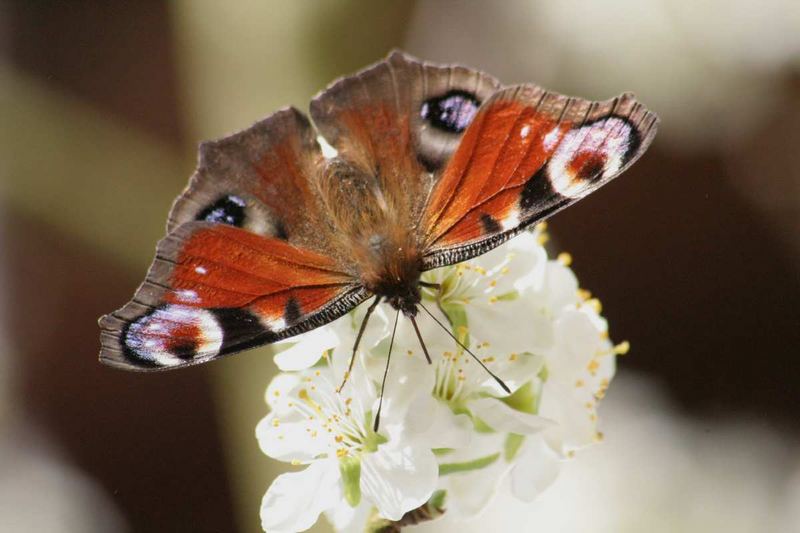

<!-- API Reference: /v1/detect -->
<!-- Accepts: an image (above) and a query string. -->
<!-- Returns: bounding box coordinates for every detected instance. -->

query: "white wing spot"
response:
[543,127,562,151]
[175,289,200,304]
[501,210,521,231]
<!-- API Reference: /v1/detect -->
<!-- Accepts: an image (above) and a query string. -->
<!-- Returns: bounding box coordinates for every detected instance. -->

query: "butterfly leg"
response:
[419,281,441,291]
[337,295,381,393]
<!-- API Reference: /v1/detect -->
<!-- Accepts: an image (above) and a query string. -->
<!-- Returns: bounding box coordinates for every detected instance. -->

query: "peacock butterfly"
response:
[99,50,658,382]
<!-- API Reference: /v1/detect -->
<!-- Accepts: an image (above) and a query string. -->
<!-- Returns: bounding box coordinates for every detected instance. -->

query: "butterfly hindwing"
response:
[167,107,338,256]
[420,86,658,268]
[99,221,365,371]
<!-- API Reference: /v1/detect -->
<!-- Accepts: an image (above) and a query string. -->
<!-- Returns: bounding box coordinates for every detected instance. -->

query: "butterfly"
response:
[99,50,658,376]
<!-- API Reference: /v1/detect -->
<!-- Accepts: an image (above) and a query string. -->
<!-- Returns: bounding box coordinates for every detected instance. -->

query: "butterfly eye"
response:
[197,195,247,226]
[421,90,480,134]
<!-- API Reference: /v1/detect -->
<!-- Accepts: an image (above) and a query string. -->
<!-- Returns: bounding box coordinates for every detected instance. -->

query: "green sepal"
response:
[538,364,549,382]
[432,447,455,456]
[494,289,519,302]
[504,433,525,461]
[339,456,361,507]
[428,489,447,513]
[439,452,500,476]
[471,415,496,434]
[363,410,389,453]
[440,301,470,349]
[500,381,538,415]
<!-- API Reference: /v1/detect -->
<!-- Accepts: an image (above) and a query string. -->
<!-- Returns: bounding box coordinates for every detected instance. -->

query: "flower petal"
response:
[404,393,472,449]
[469,397,554,435]
[509,435,561,502]
[264,373,301,413]
[360,445,438,521]
[324,501,372,533]
[260,460,340,533]
[441,444,511,517]
[540,261,579,311]
[274,326,339,371]
[255,412,327,463]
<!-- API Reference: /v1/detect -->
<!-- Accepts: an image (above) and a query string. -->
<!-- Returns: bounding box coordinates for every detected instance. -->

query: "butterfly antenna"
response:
[418,302,511,394]
[409,315,433,364]
[338,296,381,393]
[374,308,400,432]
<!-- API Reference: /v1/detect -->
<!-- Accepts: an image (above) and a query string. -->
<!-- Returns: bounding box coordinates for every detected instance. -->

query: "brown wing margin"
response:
[419,87,659,269]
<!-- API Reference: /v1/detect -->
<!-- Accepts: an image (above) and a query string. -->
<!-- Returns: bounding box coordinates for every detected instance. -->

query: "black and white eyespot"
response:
[547,117,635,199]
[417,90,482,172]
[123,305,223,367]
[197,195,247,226]
[420,90,481,134]
[194,193,290,240]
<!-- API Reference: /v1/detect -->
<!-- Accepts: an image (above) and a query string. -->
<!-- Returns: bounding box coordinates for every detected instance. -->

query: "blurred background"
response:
[1,1,798,531]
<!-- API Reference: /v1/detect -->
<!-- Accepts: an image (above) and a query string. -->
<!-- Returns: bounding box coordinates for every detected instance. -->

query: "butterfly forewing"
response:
[99,221,365,370]
[420,86,658,268]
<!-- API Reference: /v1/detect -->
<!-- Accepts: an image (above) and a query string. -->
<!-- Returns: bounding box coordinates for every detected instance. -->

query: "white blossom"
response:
[257,225,625,531]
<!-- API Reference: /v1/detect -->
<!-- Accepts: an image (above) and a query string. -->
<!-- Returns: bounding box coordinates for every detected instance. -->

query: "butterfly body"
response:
[99,51,658,371]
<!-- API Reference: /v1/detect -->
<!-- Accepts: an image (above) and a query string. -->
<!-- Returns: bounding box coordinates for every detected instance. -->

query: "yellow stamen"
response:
[298,389,323,414]
[614,341,631,355]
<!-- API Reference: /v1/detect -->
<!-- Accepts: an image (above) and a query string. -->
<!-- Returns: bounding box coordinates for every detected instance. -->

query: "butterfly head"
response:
[387,291,420,317]
[374,279,420,317]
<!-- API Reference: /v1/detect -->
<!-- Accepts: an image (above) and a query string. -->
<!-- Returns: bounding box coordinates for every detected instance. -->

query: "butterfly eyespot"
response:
[546,117,636,199]
[123,305,223,366]
[421,90,480,134]
[197,195,247,226]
